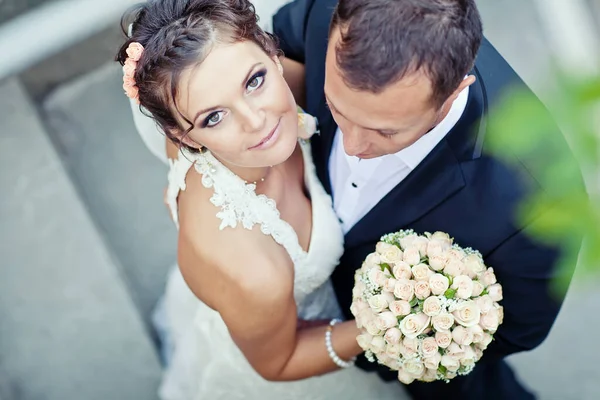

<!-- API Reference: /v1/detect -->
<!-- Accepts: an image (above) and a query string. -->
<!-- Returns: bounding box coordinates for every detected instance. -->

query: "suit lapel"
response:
[311,97,337,196]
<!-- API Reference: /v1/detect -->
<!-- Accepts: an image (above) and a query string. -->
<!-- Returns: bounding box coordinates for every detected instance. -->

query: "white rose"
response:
[460,346,476,367]
[451,325,474,346]
[476,295,494,314]
[428,255,447,271]
[412,236,430,257]
[411,263,432,281]
[451,275,474,299]
[384,327,403,344]
[426,240,444,258]
[435,330,453,348]
[464,254,486,278]
[443,259,465,277]
[363,252,381,269]
[487,284,503,302]
[473,347,484,361]
[422,296,443,317]
[432,313,455,332]
[356,333,373,350]
[403,359,425,377]
[446,248,466,262]
[403,337,419,353]
[370,335,387,354]
[383,278,398,293]
[481,267,497,287]
[403,247,421,266]
[367,268,388,288]
[376,311,399,330]
[497,306,504,325]
[469,324,485,343]
[368,294,390,313]
[445,342,465,358]
[385,343,403,358]
[399,313,431,339]
[441,355,461,372]
[414,281,432,300]
[377,242,404,264]
[430,231,452,245]
[477,332,493,350]
[392,261,413,280]
[394,279,415,301]
[397,368,415,385]
[471,280,485,297]
[421,367,439,382]
[400,342,417,359]
[399,233,418,250]
[423,352,442,370]
[429,273,450,296]
[389,300,412,317]
[355,309,373,329]
[420,337,439,358]
[452,300,481,327]
[479,309,500,333]
[364,318,383,336]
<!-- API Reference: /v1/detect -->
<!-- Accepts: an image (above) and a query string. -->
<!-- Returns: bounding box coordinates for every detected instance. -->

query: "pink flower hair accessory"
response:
[122,42,144,104]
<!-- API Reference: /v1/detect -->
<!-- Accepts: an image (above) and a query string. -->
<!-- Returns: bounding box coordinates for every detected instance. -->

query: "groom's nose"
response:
[342,126,369,157]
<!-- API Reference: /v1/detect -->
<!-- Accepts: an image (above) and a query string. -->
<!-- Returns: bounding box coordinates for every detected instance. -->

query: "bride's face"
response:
[174,40,298,169]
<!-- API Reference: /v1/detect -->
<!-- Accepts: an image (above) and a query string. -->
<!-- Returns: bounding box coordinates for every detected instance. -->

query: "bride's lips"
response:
[249,119,281,150]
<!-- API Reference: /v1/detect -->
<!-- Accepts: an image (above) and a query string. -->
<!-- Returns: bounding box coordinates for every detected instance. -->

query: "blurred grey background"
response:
[0,1,599,399]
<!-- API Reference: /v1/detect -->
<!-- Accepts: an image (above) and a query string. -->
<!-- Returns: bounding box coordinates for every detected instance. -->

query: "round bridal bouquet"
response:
[351,230,504,384]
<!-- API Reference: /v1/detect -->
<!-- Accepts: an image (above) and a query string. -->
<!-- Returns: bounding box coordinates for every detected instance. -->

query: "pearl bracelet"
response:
[325,318,356,368]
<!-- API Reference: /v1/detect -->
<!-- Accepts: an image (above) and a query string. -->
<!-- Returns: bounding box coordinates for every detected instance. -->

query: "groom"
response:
[273,0,582,399]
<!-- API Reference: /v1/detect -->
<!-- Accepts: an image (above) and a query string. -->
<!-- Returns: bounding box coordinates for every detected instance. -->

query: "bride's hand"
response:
[296,319,328,330]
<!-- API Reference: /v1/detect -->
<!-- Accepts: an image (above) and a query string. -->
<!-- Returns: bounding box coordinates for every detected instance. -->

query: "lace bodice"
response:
[165,140,344,313]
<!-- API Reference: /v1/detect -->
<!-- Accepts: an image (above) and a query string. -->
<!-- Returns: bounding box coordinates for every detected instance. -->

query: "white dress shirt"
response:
[329,86,469,233]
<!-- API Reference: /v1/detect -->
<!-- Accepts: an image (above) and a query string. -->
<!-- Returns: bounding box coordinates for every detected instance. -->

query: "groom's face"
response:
[324,28,446,159]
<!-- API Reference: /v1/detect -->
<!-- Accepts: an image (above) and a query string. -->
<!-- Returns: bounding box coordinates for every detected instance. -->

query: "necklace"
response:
[243,166,271,186]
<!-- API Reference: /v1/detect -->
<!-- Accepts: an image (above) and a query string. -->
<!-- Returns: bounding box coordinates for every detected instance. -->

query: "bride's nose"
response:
[240,101,266,133]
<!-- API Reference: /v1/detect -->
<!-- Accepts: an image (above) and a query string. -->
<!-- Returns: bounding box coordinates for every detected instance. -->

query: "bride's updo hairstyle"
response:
[116,0,278,151]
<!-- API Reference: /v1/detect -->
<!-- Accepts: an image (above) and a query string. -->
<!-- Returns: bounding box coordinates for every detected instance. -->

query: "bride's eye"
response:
[246,69,267,92]
[203,111,224,128]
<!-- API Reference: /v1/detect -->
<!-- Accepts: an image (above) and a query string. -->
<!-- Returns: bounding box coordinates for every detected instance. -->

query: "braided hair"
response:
[116,0,279,151]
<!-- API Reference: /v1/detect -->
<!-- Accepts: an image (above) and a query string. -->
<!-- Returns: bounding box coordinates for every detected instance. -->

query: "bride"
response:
[118,0,403,398]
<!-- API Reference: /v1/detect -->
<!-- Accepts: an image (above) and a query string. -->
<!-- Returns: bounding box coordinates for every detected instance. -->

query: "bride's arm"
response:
[176,186,362,381]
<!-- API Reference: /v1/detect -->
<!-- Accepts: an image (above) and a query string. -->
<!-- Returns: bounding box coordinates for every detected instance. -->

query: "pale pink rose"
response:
[412,237,430,257]
[452,300,481,327]
[428,255,447,271]
[350,299,368,317]
[398,369,415,384]
[403,359,425,377]
[122,75,136,87]
[464,254,486,278]
[377,242,404,264]
[443,259,465,277]
[399,233,418,250]
[469,324,485,343]
[420,337,439,358]
[460,345,476,367]
[426,240,444,258]
[430,231,453,245]
[122,58,137,77]
[414,281,432,300]
[384,327,403,344]
[392,261,413,280]
[364,318,383,336]
[403,337,419,353]
[476,295,494,314]
[435,330,453,348]
[368,294,390,313]
[126,42,144,61]
[375,353,394,366]
[383,278,398,293]
[385,343,403,358]
[429,273,450,296]
[479,309,500,332]
[370,335,387,353]
[445,342,465,358]
[376,311,399,330]
[411,263,432,281]
[446,248,467,262]
[389,300,412,317]
[351,282,364,299]
[451,275,474,299]
[403,247,421,266]
[423,352,442,370]
[367,268,388,288]
[399,313,430,339]
[394,279,415,301]
[473,347,484,361]
[451,325,474,346]
[477,332,494,350]
[123,83,139,101]
[487,284,503,302]
[356,333,373,350]
[481,267,497,287]
[471,280,485,297]
[497,306,504,325]
[432,313,455,332]
[422,296,443,317]
[421,367,439,382]
[400,343,417,359]
[441,355,461,372]
[363,253,381,269]
[381,291,396,305]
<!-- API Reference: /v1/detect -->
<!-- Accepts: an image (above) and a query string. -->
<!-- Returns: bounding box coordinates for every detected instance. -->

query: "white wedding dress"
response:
[158,140,403,399]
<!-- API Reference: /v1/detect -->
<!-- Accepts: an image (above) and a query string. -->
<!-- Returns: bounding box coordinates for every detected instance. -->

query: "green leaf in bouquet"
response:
[409,297,419,307]
[438,365,448,375]
[380,263,394,277]
[444,288,457,299]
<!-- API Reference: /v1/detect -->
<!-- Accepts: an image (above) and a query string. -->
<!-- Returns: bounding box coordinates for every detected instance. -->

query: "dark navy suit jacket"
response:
[273,1,582,398]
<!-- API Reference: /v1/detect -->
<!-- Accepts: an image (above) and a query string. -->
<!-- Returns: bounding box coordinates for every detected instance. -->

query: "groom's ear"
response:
[450,75,476,101]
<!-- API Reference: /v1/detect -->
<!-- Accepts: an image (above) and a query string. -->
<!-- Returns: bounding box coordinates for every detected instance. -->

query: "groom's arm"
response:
[482,218,579,361]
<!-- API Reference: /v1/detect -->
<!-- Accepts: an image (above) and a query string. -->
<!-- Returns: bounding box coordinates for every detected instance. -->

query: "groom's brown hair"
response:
[330,0,483,107]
